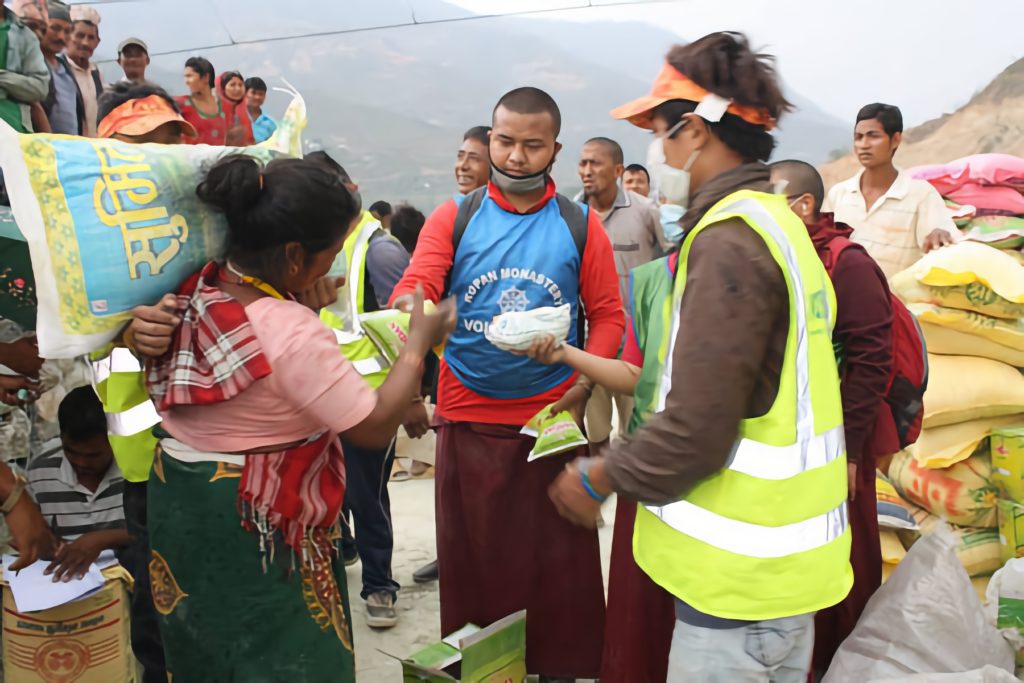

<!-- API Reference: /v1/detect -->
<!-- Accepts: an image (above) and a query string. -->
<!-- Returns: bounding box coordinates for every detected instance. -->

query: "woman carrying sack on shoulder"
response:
[132,155,454,682]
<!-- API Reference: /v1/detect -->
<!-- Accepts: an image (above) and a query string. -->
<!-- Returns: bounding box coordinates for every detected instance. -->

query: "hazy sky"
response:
[449,0,1024,127]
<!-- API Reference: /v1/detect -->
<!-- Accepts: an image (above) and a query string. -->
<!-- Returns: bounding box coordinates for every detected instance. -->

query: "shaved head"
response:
[770,159,825,214]
[493,86,561,137]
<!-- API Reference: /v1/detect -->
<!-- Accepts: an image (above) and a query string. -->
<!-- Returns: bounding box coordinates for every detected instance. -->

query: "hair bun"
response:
[195,155,263,243]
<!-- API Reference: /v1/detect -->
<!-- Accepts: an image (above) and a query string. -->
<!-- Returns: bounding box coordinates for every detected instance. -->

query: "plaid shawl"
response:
[147,261,272,411]
[148,261,346,554]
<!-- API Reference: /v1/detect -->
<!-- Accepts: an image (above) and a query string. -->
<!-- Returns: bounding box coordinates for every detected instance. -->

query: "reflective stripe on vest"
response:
[321,214,393,387]
[105,398,162,437]
[726,424,845,481]
[91,347,144,385]
[649,497,848,559]
[634,190,851,621]
[650,194,844,488]
[90,349,161,436]
[89,347,160,483]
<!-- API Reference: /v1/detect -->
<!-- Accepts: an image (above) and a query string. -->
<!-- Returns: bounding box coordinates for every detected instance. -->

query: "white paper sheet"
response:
[2,551,114,612]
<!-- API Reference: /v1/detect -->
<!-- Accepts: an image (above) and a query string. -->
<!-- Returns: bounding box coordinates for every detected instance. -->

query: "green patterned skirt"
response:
[147,446,355,683]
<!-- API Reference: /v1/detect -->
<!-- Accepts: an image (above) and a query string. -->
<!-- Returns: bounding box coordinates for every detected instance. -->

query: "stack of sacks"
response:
[892,241,1024,369]
[877,452,1001,600]
[882,240,1024,594]
[912,154,1024,249]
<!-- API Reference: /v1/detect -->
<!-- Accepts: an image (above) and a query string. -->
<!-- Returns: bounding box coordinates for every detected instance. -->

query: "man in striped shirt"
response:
[27,386,128,582]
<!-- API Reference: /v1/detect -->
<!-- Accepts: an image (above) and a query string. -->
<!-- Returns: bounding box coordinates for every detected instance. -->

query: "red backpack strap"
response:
[821,235,857,274]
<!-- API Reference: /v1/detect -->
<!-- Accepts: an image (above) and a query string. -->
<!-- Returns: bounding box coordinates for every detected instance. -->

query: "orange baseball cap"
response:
[97,95,197,140]
[611,62,776,131]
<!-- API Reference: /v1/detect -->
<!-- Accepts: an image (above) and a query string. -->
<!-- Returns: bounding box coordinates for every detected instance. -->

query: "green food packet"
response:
[521,404,554,439]
[358,309,411,364]
[357,301,443,364]
[522,403,587,461]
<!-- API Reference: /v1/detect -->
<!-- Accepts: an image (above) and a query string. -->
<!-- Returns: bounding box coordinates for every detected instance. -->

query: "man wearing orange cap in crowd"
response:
[544,32,851,682]
[90,81,194,683]
[98,81,195,143]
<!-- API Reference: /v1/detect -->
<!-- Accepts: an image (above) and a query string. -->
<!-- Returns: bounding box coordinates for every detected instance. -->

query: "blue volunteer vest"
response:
[445,195,581,399]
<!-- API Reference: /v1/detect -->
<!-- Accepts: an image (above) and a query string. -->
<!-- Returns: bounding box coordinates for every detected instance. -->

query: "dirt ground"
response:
[350,429,617,681]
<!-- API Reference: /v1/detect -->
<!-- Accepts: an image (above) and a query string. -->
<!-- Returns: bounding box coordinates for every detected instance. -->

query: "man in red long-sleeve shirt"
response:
[771,160,893,675]
[390,87,623,681]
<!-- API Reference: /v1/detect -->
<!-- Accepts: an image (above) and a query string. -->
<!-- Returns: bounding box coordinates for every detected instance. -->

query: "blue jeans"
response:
[667,613,814,682]
[340,439,400,600]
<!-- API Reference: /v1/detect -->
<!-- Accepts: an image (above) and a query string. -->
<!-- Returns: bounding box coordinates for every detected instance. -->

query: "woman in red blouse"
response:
[216,71,255,147]
[176,56,228,146]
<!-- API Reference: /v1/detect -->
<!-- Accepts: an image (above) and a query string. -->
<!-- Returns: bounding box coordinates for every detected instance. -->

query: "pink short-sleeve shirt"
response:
[159,298,376,453]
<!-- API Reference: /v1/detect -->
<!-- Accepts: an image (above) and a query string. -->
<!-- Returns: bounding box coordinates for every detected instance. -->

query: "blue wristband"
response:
[580,467,608,503]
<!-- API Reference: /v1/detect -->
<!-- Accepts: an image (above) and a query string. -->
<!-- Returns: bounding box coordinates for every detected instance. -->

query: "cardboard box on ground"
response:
[2,566,136,683]
[387,610,526,682]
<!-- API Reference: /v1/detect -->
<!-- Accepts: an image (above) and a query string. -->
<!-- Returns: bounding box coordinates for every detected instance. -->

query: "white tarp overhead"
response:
[72,0,675,62]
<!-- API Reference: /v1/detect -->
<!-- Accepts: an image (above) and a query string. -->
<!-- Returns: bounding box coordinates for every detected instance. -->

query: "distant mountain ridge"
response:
[104,0,852,208]
[821,58,1024,186]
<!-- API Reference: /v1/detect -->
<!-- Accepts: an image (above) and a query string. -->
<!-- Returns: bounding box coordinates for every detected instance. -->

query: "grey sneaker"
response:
[365,591,398,629]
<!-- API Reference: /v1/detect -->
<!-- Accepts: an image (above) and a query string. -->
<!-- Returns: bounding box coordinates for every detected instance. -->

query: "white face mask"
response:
[647,118,701,209]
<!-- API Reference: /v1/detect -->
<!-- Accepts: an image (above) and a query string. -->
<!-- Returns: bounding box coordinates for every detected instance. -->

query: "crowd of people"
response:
[0,0,278,144]
[0,4,968,681]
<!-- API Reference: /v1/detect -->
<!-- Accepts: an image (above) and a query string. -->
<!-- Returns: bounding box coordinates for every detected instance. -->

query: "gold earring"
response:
[290,265,299,275]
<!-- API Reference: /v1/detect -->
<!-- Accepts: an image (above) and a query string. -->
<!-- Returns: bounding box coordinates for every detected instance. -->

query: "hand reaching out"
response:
[922,229,956,253]
[0,375,40,406]
[513,335,566,365]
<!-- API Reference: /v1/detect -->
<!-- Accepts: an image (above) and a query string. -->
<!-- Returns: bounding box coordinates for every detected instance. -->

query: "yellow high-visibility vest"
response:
[633,189,853,621]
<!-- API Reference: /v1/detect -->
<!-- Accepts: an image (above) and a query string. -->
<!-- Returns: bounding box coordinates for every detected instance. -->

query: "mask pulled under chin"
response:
[491,164,549,194]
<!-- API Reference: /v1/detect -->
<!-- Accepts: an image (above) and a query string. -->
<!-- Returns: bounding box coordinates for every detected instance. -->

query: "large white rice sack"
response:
[0,93,306,358]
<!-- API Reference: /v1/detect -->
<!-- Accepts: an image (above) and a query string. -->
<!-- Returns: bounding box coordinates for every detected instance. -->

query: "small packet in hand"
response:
[357,301,444,363]
[521,403,587,461]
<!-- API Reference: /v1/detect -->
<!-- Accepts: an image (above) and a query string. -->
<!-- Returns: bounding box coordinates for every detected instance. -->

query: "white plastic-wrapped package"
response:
[0,93,306,358]
[823,528,1014,682]
[485,304,571,352]
[984,559,1024,674]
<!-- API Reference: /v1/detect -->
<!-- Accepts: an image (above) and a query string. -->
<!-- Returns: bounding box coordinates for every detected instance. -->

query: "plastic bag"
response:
[903,508,1001,577]
[823,528,1015,682]
[486,304,570,352]
[521,403,587,461]
[873,667,1019,683]
[0,93,307,358]
[985,559,1024,673]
